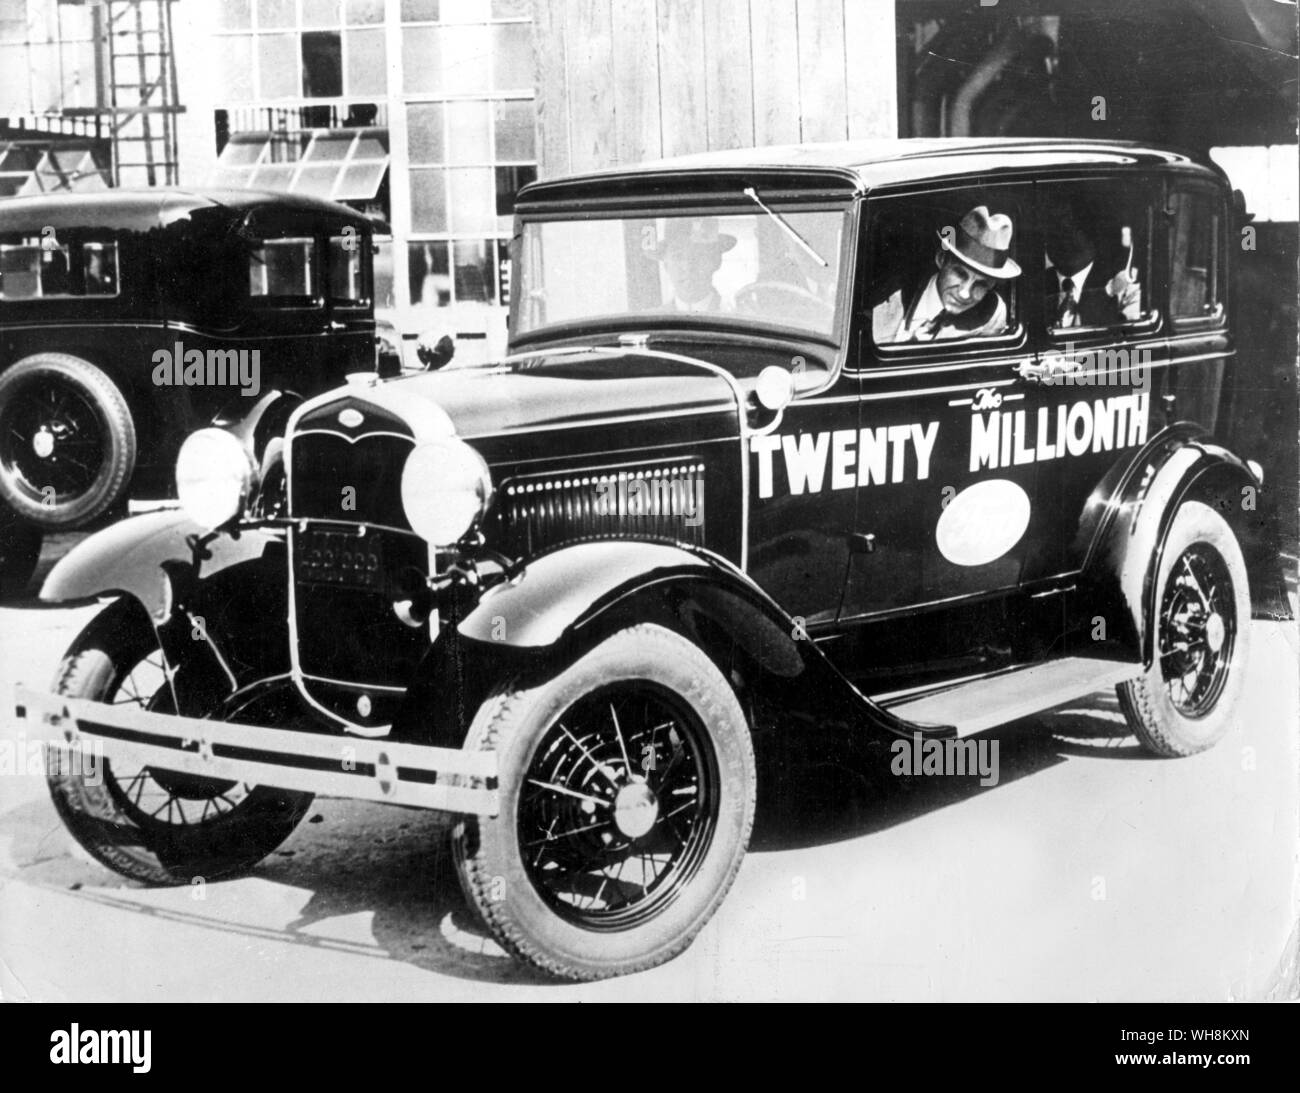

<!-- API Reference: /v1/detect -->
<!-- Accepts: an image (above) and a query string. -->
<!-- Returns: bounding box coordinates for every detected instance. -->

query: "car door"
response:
[241,207,332,397]
[840,180,1038,622]
[324,225,377,379]
[1018,172,1166,583]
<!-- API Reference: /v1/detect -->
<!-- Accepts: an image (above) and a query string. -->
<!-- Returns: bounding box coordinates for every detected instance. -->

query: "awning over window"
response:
[210,128,390,203]
[0,144,111,199]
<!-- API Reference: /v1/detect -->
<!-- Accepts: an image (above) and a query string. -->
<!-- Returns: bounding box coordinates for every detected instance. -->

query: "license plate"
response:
[298,529,383,590]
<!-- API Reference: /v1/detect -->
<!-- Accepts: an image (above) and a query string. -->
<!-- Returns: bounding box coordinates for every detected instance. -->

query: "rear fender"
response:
[1082,429,1282,668]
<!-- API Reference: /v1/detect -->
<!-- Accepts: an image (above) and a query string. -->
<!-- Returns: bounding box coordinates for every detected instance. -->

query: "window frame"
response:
[1037,173,1164,345]
[859,183,1032,369]
[1166,179,1229,334]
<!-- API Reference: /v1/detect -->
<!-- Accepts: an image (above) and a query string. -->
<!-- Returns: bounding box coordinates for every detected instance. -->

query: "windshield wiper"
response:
[742,186,828,268]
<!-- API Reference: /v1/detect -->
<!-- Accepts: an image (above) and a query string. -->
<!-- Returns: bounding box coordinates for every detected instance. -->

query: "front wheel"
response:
[1117,501,1251,757]
[47,599,314,884]
[453,624,756,981]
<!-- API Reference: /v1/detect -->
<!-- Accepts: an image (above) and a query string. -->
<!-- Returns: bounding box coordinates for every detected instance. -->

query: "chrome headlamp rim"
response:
[399,436,494,547]
[175,426,259,531]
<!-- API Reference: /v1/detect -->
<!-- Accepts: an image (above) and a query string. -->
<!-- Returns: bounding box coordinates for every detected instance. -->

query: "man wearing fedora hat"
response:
[872,205,1021,344]
[655,217,737,313]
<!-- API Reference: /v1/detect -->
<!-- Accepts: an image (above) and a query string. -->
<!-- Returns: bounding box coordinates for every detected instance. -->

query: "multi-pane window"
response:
[404,1,536,318]
[213,0,388,102]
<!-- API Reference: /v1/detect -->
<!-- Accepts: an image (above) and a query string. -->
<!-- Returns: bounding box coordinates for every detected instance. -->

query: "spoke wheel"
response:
[1118,501,1251,757]
[0,354,135,528]
[1157,544,1235,718]
[519,684,718,930]
[454,623,756,981]
[47,598,313,884]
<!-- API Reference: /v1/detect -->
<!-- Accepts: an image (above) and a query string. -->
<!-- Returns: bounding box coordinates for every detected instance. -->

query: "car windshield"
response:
[514,207,849,342]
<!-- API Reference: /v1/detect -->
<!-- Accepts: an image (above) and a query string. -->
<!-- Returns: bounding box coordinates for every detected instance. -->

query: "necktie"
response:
[1056,276,1078,327]
[917,310,952,341]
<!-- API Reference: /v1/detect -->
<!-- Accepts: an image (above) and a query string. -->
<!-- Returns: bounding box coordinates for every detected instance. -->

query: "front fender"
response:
[438,539,948,750]
[40,511,281,621]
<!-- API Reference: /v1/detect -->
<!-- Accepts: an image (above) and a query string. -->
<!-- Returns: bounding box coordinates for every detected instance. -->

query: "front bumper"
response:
[15,686,498,815]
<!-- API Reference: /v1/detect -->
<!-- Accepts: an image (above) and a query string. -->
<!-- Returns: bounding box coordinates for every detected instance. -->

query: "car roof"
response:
[0,187,381,233]
[520,138,1225,201]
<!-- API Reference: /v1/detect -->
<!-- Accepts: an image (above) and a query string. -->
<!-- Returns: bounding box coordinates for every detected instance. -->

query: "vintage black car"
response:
[17,139,1284,981]
[0,188,382,589]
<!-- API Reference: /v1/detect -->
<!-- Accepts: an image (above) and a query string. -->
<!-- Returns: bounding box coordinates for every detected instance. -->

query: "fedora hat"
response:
[937,206,1021,280]
[655,216,737,259]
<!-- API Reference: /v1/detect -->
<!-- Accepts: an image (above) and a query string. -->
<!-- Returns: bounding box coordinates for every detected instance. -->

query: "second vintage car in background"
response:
[0,187,384,590]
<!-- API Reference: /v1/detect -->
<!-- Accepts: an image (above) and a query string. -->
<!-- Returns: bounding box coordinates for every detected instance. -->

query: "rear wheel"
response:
[47,599,313,884]
[453,624,756,980]
[1118,501,1251,757]
[0,354,136,529]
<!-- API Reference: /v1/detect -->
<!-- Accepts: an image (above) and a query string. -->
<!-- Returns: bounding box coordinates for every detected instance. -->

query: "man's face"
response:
[663,242,722,304]
[936,254,996,314]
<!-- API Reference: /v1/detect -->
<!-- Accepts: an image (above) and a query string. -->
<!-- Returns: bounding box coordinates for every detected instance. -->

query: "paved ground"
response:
[0,538,1296,1001]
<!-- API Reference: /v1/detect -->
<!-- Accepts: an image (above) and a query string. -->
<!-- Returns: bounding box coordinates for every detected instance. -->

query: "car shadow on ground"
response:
[3,688,1146,989]
[749,687,1146,852]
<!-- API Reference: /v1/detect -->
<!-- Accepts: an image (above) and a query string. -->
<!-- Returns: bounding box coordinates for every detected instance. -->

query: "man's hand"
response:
[1107,269,1143,321]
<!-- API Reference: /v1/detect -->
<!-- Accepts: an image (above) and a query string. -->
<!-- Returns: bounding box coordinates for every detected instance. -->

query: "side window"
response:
[1040,181,1154,335]
[0,237,120,299]
[249,236,317,304]
[327,232,369,306]
[868,190,1023,349]
[1168,188,1224,326]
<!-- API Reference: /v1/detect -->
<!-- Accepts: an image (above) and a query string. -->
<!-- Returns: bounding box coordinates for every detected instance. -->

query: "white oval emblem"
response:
[356,694,372,717]
[338,408,365,428]
[935,479,1031,567]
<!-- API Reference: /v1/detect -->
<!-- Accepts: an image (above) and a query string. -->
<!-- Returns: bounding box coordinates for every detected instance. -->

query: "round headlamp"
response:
[175,427,257,530]
[400,437,493,546]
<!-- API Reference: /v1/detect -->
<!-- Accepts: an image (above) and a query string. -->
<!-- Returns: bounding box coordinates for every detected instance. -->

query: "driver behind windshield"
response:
[655,217,736,313]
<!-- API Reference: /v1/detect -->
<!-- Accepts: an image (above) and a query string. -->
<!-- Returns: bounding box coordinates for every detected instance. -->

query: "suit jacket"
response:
[1046,268,1127,329]
[872,273,1007,343]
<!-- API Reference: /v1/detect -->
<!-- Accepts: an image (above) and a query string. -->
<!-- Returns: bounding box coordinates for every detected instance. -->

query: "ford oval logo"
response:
[338,408,365,428]
[935,479,1031,567]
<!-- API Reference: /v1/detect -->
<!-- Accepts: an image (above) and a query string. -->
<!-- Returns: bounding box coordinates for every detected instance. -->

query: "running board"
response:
[878,657,1141,738]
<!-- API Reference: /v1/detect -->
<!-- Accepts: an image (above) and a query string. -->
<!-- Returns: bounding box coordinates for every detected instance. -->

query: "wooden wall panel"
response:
[657,0,709,158]
[844,0,898,139]
[563,0,616,174]
[703,0,755,151]
[749,0,802,146]
[796,0,848,142]
[533,0,570,177]
[530,0,899,178]
[611,0,662,164]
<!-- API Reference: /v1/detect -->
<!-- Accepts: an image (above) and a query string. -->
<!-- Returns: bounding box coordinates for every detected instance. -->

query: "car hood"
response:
[382,348,741,446]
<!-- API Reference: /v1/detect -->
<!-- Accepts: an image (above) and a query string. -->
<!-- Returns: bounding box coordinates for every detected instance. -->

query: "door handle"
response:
[1014,355,1082,385]
[328,320,347,332]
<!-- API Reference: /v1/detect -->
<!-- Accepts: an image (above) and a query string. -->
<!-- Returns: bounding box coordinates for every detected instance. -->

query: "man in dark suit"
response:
[872,205,1021,343]
[1045,222,1143,329]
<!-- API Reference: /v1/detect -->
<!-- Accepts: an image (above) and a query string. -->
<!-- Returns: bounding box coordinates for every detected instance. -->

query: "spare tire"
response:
[0,354,136,529]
